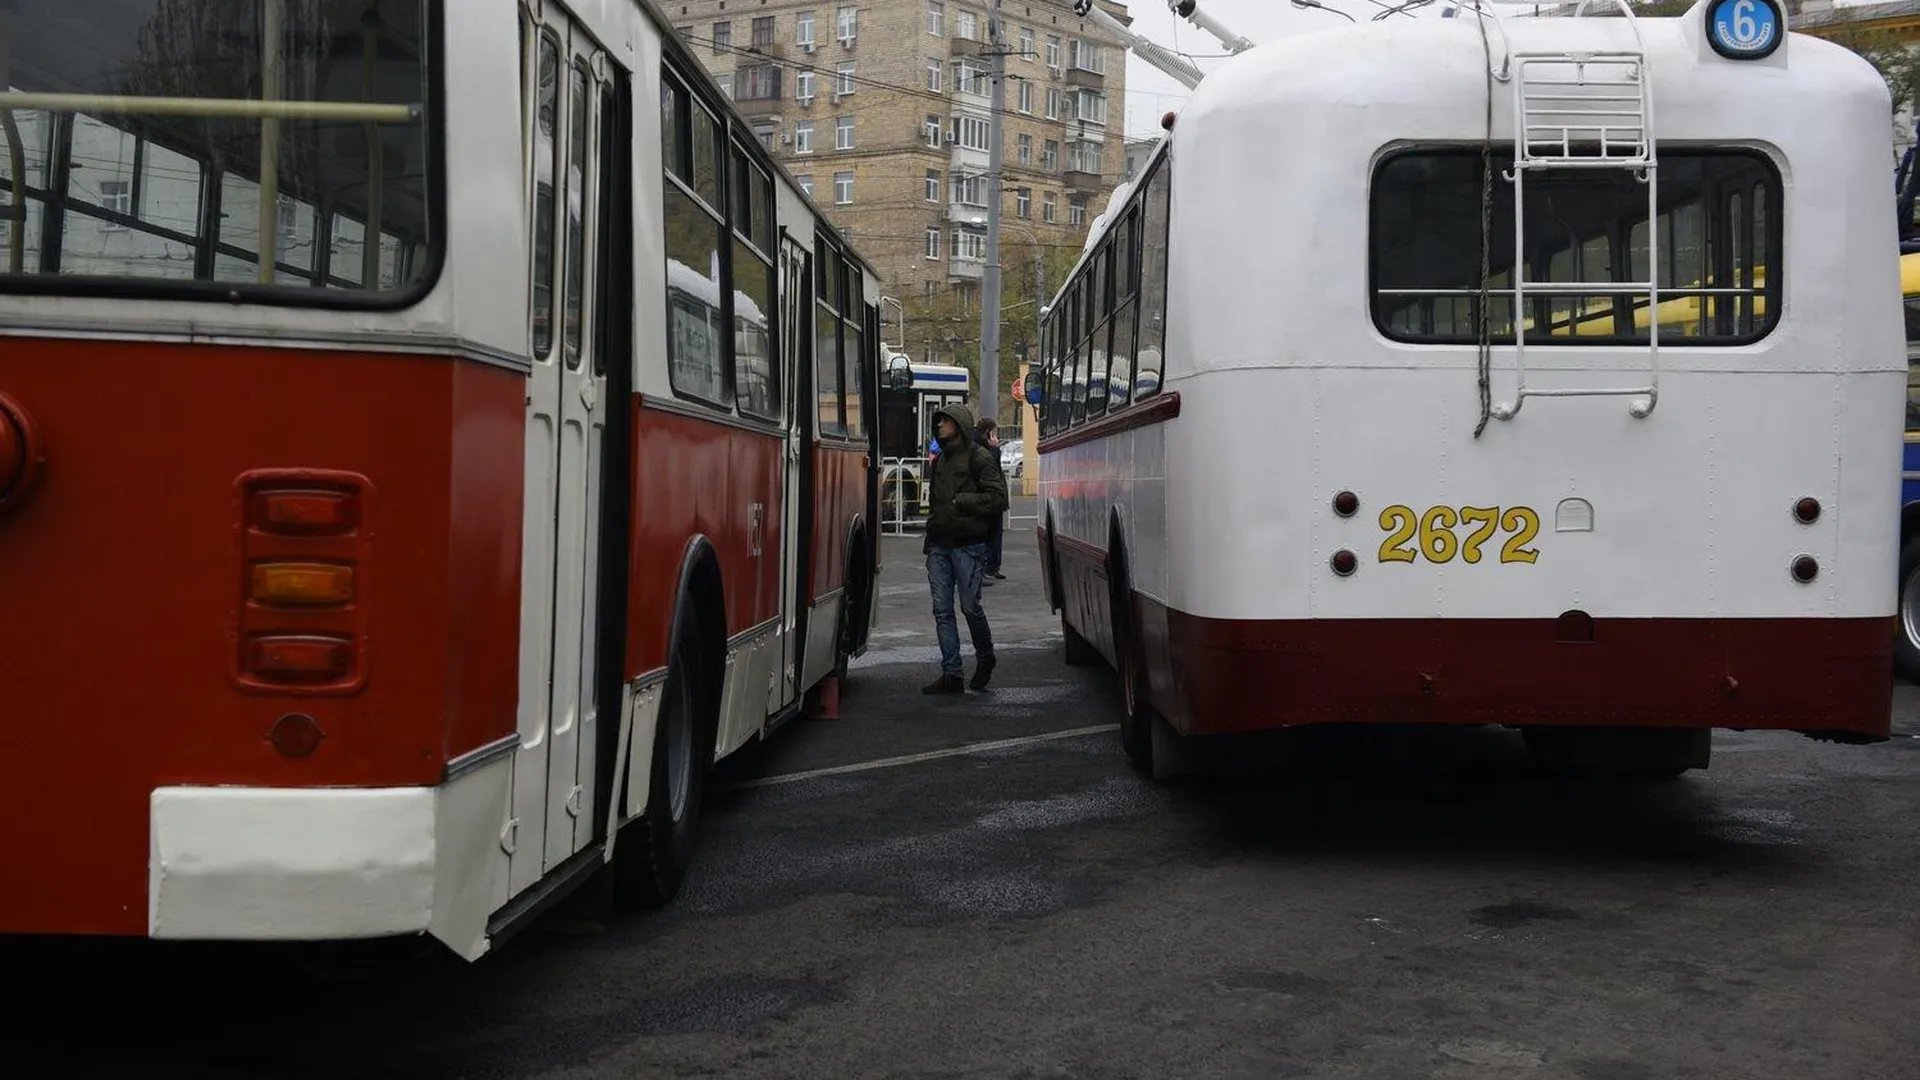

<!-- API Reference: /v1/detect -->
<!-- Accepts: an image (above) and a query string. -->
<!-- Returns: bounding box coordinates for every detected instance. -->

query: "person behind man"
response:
[922,402,1008,694]
[974,416,1008,583]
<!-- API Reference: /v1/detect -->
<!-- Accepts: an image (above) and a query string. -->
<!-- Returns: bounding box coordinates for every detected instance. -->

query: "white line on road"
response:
[715,724,1119,792]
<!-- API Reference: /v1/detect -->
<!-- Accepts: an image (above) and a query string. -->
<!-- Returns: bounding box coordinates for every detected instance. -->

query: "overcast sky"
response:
[1115,0,1875,137]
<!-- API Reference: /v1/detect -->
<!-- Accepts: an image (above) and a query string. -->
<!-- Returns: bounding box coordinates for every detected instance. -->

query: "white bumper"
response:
[147,756,511,958]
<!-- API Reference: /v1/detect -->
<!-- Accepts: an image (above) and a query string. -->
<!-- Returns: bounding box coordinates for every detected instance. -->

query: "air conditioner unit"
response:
[781,133,793,144]
[801,41,815,52]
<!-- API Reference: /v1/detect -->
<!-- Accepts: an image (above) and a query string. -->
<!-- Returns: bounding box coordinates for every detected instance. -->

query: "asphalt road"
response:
[7,523,1919,1079]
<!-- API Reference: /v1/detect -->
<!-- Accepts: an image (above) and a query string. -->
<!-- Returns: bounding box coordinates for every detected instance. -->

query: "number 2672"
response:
[1378,505,1540,565]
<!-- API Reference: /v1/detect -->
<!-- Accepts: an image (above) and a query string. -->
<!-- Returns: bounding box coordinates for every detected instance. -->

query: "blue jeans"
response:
[928,542,994,676]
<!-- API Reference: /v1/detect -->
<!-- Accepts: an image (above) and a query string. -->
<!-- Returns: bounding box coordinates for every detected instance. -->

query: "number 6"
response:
[1733,0,1757,41]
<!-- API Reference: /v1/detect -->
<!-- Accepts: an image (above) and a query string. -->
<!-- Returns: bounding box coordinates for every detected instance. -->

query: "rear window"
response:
[0,0,438,305]
[1371,148,1779,346]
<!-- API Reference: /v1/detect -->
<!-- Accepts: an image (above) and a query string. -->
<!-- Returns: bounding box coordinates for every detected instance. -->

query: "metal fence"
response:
[879,455,1037,535]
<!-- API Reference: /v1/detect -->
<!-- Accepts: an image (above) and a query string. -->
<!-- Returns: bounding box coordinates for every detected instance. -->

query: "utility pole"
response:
[977,0,1007,422]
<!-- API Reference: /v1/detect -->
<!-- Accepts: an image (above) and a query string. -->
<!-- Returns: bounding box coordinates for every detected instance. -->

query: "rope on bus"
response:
[1472,4,1495,438]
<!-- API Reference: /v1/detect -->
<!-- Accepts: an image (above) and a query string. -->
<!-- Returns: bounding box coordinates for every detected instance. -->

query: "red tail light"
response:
[233,469,373,694]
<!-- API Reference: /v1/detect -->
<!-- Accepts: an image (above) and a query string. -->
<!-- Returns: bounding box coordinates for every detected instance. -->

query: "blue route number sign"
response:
[1706,0,1782,61]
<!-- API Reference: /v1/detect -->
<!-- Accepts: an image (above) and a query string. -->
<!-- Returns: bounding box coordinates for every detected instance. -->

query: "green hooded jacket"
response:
[925,401,1008,549]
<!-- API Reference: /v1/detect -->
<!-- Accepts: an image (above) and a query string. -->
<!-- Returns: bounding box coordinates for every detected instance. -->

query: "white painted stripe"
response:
[715,724,1118,791]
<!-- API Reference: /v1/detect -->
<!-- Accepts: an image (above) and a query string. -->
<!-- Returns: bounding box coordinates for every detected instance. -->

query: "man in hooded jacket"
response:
[921,401,1008,693]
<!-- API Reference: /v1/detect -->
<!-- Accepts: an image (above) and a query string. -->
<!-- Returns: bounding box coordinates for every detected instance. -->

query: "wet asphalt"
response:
[5,523,1919,1079]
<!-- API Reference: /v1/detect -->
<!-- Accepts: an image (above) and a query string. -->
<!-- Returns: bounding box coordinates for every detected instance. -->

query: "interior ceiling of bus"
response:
[2,0,429,235]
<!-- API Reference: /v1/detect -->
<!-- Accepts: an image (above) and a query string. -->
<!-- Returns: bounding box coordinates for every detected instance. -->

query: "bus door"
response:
[778,237,813,707]
[510,12,614,897]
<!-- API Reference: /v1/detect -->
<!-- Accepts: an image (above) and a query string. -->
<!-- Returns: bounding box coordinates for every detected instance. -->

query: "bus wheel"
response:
[1897,536,1920,683]
[612,606,709,909]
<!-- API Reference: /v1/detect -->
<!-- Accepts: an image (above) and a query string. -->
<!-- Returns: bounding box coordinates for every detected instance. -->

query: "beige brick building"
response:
[667,0,1132,361]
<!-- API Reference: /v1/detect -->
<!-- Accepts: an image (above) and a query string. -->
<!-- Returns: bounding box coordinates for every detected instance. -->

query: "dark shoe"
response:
[989,571,1006,580]
[968,657,996,691]
[922,674,965,695]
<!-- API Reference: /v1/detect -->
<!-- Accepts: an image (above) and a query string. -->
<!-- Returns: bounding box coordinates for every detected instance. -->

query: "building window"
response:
[737,63,780,101]
[1017,133,1031,166]
[796,11,815,48]
[752,16,775,46]
[1070,39,1104,73]
[712,21,731,53]
[952,172,986,206]
[716,71,733,98]
[834,170,853,204]
[925,169,940,201]
[1020,27,1034,60]
[1015,187,1030,219]
[1045,35,1061,70]
[797,174,814,197]
[1067,139,1100,175]
[1074,90,1107,126]
[957,10,977,39]
[1018,80,1031,114]
[1045,88,1060,120]
[835,114,854,150]
[952,227,986,260]
[1069,197,1086,227]
[954,114,990,151]
[836,61,856,96]
[926,227,941,258]
[795,120,814,154]
[927,59,942,92]
[953,59,985,95]
[836,6,857,43]
[1043,139,1058,172]
[1042,190,1056,223]
[928,1,944,35]
[796,69,815,102]
[925,114,943,147]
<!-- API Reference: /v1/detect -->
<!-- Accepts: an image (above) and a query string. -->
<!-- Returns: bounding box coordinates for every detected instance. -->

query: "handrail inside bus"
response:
[0,93,420,124]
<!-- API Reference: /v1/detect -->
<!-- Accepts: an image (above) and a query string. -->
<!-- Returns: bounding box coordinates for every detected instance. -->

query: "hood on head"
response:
[932,402,977,445]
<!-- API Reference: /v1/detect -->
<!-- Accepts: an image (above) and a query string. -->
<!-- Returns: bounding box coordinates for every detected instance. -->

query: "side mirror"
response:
[1022,371,1046,405]
[884,355,912,391]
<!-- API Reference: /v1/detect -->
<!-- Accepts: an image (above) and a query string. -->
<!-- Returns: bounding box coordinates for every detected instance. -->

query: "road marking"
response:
[716,724,1119,791]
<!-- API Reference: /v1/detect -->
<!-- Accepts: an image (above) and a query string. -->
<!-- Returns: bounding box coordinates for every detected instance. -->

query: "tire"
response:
[1109,543,1153,772]
[1062,612,1099,666]
[611,606,709,909]
[1896,535,1920,683]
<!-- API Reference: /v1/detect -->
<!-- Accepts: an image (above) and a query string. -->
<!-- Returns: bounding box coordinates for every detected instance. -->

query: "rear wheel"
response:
[1896,536,1920,683]
[612,605,709,909]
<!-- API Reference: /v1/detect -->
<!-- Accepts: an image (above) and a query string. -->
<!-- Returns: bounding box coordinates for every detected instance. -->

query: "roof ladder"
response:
[1488,0,1660,421]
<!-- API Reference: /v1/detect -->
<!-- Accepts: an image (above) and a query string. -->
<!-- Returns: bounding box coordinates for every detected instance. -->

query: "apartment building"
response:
[668,0,1131,306]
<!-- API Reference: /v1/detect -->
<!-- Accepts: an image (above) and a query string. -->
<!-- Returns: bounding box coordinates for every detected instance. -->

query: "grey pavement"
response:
[5,521,1919,1080]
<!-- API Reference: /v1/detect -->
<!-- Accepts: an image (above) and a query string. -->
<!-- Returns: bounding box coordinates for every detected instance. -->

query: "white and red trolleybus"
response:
[0,0,881,960]
[1028,0,1905,779]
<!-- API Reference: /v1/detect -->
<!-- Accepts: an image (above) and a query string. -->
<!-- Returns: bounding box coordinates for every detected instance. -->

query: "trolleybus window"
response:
[816,241,845,436]
[0,0,436,301]
[1135,154,1168,400]
[843,261,866,439]
[661,72,730,407]
[731,141,778,422]
[1370,149,1780,346]
[532,33,561,358]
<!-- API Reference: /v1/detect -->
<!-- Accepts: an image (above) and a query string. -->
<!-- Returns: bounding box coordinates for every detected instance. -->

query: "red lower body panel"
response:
[1043,528,1892,742]
[1139,597,1892,739]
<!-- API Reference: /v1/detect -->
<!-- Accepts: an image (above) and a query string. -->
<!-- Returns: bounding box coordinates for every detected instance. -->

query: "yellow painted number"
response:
[1459,506,1499,564]
[1418,506,1459,563]
[1378,505,1417,563]
[1374,504,1541,565]
[1499,506,1541,564]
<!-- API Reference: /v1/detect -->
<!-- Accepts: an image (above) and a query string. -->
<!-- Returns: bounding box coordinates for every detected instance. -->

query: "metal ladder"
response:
[1484,0,1660,421]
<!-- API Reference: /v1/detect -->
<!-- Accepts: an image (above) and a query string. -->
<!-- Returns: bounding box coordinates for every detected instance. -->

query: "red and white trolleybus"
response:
[1031,0,1904,779]
[0,0,881,960]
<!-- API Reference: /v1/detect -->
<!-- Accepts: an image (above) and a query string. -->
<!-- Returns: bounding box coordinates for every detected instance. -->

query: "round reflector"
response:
[1790,555,1819,583]
[1793,497,1820,524]
[1332,490,1359,517]
[269,713,325,758]
[1330,549,1358,576]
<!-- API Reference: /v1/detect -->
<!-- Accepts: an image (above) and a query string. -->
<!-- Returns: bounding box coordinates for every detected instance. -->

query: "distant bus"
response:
[1895,251,1920,678]
[879,355,971,520]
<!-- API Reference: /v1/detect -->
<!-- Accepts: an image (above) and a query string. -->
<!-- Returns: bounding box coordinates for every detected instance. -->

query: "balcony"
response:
[949,141,988,174]
[949,35,982,57]
[947,201,989,227]
[1063,167,1103,193]
[734,94,784,119]
[1065,64,1104,88]
[947,257,984,281]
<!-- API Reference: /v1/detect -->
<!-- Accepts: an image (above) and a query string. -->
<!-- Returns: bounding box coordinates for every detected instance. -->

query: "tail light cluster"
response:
[235,469,372,694]
[0,391,44,515]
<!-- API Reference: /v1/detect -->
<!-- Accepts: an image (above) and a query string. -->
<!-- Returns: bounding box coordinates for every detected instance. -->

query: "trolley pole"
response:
[977,0,1006,422]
